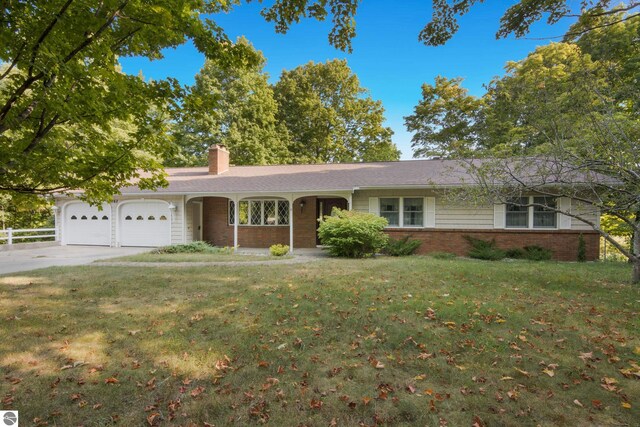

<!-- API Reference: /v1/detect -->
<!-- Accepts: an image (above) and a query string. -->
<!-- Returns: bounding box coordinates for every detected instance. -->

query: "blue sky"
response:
[120,1,575,160]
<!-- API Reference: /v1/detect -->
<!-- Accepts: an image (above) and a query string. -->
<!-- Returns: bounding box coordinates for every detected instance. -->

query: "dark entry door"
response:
[316,198,348,244]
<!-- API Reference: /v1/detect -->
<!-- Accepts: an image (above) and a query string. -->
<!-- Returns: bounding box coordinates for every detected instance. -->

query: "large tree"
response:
[406,13,640,282]
[167,40,289,167]
[274,59,399,163]
[0,1,364,203]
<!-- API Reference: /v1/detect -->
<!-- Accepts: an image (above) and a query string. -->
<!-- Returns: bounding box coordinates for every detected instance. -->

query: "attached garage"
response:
[118,200,171,247]
[64,202,111,246]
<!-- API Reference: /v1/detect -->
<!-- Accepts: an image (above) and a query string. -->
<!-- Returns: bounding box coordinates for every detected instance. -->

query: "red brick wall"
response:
[385,229,600,261]
[202,197,318,248]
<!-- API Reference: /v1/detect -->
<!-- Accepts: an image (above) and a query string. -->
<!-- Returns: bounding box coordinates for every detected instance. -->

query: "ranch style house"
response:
[53,145,601,260]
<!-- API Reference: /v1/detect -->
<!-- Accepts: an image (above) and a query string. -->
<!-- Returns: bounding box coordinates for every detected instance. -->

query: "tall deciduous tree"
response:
[0,1,362,203]
[274,59,399,163]
[167,40,289,167]
[404,76,483,158]
[406,13,640,282]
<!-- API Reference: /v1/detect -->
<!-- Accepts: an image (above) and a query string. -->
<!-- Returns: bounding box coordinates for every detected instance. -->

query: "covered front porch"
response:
[184,192,351,252]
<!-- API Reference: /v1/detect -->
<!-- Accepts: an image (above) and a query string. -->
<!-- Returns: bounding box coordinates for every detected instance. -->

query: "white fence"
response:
[0,228,57,245]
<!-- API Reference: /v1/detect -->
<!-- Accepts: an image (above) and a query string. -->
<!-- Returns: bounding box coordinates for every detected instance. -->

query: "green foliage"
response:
[522,245,553,261]
[429,251,458,260]
[317,208,389,258]
[505,248,525,259]
[464,235,506,261]
[0,193,53,230]
[404,76,483,158]
[269,244,290,256]
[419,1,638,46]
[274,60,400,163]
[383,236,422,256]
[578,234,587,262]
[153,241,220,254]
[0,1,362,202]
[167,39,290,167]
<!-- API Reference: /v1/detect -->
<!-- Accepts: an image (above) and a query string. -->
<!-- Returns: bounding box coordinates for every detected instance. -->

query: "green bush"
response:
[429,251,458,260]
[317,208,388,258]
[153,241,218,254]
[269,244,290,257]
[505,248,525,259]
[577,233,586,262]
[384,236,422,256]
[464,235,506,261]
[522,245,553,261]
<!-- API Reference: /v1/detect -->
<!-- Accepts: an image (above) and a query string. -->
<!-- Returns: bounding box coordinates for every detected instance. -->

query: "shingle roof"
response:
[121,159,473,194]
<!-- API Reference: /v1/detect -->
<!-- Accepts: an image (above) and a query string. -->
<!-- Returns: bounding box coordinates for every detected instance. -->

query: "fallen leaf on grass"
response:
[104,377,119,384]
[573,399,583,407]
[542,369,555,377]
[621,402,631,409]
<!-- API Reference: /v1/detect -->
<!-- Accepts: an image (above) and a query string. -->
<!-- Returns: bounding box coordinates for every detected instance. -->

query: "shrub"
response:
[270,244,290,257]
[317,208,388,258]
[384,236,422,256]
[522,245,553,261]
[577,233,586,262]
[153,241,217,254]
[463,235,506,261]
[430,251,458,260]
[505,248,525,259]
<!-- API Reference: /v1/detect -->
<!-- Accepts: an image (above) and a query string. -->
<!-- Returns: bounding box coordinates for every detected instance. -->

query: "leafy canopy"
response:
[274,59,400,163]
[167,39,289,167]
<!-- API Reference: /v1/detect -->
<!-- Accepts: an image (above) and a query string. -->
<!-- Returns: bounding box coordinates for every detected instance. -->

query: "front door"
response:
[316,198,348,245]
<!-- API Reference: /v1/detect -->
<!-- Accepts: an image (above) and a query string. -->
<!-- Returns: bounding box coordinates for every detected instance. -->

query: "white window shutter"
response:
[369,197,379,216]
[558,197,572,229]
[424,197,436,228]
[494,204,506,229]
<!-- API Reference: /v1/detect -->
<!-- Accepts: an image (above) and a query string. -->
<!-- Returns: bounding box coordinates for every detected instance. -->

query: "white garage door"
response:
[119,201,171,247]
[64,203,111,246]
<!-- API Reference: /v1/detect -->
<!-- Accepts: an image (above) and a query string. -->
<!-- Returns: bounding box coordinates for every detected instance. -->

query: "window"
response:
[229,200,290,226]
[125,215,132,220]
[91,215,98,220]
[380,198,399,226]
[533,197,557,228]
[506,197,528,228]
[70,215,77,220]
[80,215,87,220]
[148,216,155,220]
[403,198,423,227]
[505,196,557,229]
[101,215,109,220]
[159,215,167,221]
[136,215,143,220]
[379,197,425,228]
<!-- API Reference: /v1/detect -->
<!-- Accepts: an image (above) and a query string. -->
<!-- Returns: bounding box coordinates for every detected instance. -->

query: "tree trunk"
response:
[633,258,640,284]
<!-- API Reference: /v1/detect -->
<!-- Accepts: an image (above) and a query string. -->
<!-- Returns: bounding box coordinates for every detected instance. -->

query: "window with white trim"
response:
[506,196,557,229]
[229,200,290,226]
[380,197,424,228]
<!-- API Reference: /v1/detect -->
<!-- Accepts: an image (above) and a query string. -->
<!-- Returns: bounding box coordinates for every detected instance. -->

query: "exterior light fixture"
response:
[299,200,306,213]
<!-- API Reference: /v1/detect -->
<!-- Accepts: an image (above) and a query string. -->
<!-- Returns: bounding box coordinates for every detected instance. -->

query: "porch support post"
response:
[233,194,239,250]
[348,192,353,211]
[289,195,294,254]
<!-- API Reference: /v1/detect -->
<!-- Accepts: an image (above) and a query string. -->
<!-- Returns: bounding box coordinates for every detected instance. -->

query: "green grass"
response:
[0,258,638,426]
[102,252,291,263]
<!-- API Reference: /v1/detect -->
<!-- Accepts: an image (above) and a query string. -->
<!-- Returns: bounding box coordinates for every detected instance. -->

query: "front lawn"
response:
[0,258,638,426]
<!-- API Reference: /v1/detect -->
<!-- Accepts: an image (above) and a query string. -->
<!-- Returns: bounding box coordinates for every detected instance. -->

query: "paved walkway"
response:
[93,256,319,268]
[0,246,329,274]
[0,245,151,275]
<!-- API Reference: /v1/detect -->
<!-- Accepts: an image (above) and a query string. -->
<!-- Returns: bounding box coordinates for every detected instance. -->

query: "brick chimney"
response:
[208,144,229,175]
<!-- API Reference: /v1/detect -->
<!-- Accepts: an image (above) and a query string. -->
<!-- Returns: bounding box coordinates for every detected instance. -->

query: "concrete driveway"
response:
[0,245,151,275]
